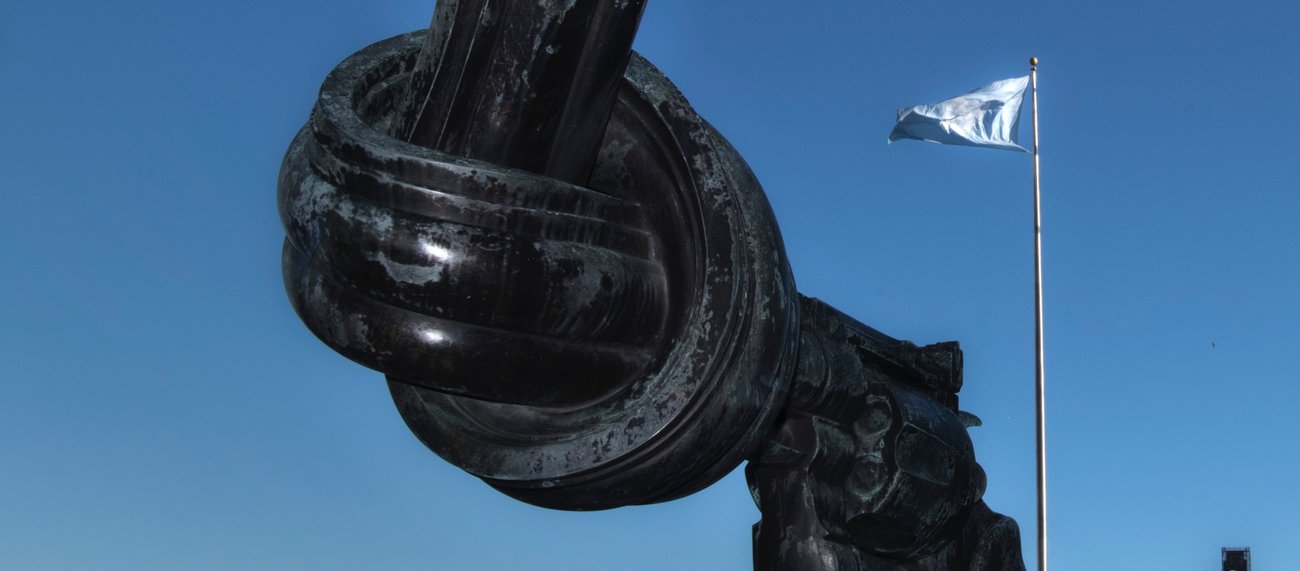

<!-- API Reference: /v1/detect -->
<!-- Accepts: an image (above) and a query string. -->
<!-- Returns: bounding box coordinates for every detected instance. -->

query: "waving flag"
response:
[888,76,1029,152]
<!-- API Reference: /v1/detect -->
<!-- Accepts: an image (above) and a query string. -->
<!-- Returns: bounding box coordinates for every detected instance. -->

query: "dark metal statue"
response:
[278,2,1026,568]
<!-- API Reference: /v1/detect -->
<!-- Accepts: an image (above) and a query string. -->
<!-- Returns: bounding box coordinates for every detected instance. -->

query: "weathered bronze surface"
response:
[278,2,1026,568]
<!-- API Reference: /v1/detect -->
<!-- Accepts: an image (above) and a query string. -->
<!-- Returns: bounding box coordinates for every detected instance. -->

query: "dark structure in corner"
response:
[1223,547,1250,571]
[277,1,1027,569]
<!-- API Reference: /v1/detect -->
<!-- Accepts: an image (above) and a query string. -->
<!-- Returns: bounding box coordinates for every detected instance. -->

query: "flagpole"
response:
[1029,56,1047,571]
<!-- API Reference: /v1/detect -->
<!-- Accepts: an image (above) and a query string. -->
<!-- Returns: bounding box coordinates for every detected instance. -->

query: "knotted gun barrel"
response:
[279,2,1025,568]
[279,1,798,510]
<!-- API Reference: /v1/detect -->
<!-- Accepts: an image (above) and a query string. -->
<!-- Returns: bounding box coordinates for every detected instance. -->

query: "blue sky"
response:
[3,0,1298,569]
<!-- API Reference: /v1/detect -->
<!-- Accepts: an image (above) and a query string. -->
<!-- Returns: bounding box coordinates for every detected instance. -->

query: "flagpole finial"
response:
[1030,56,1038,66]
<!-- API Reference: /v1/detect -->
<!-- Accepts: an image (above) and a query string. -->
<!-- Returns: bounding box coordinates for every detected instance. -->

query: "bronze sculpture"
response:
[278,2,1026,568]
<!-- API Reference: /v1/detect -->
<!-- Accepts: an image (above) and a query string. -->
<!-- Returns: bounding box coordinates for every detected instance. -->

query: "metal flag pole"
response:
[1029,55,1047,571]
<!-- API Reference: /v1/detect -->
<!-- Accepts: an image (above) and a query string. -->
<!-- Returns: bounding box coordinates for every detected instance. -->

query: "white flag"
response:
[888,76,1029,152]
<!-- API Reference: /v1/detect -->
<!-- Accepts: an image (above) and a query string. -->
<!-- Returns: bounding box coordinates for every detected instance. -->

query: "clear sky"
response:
[2,0,1298,569]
